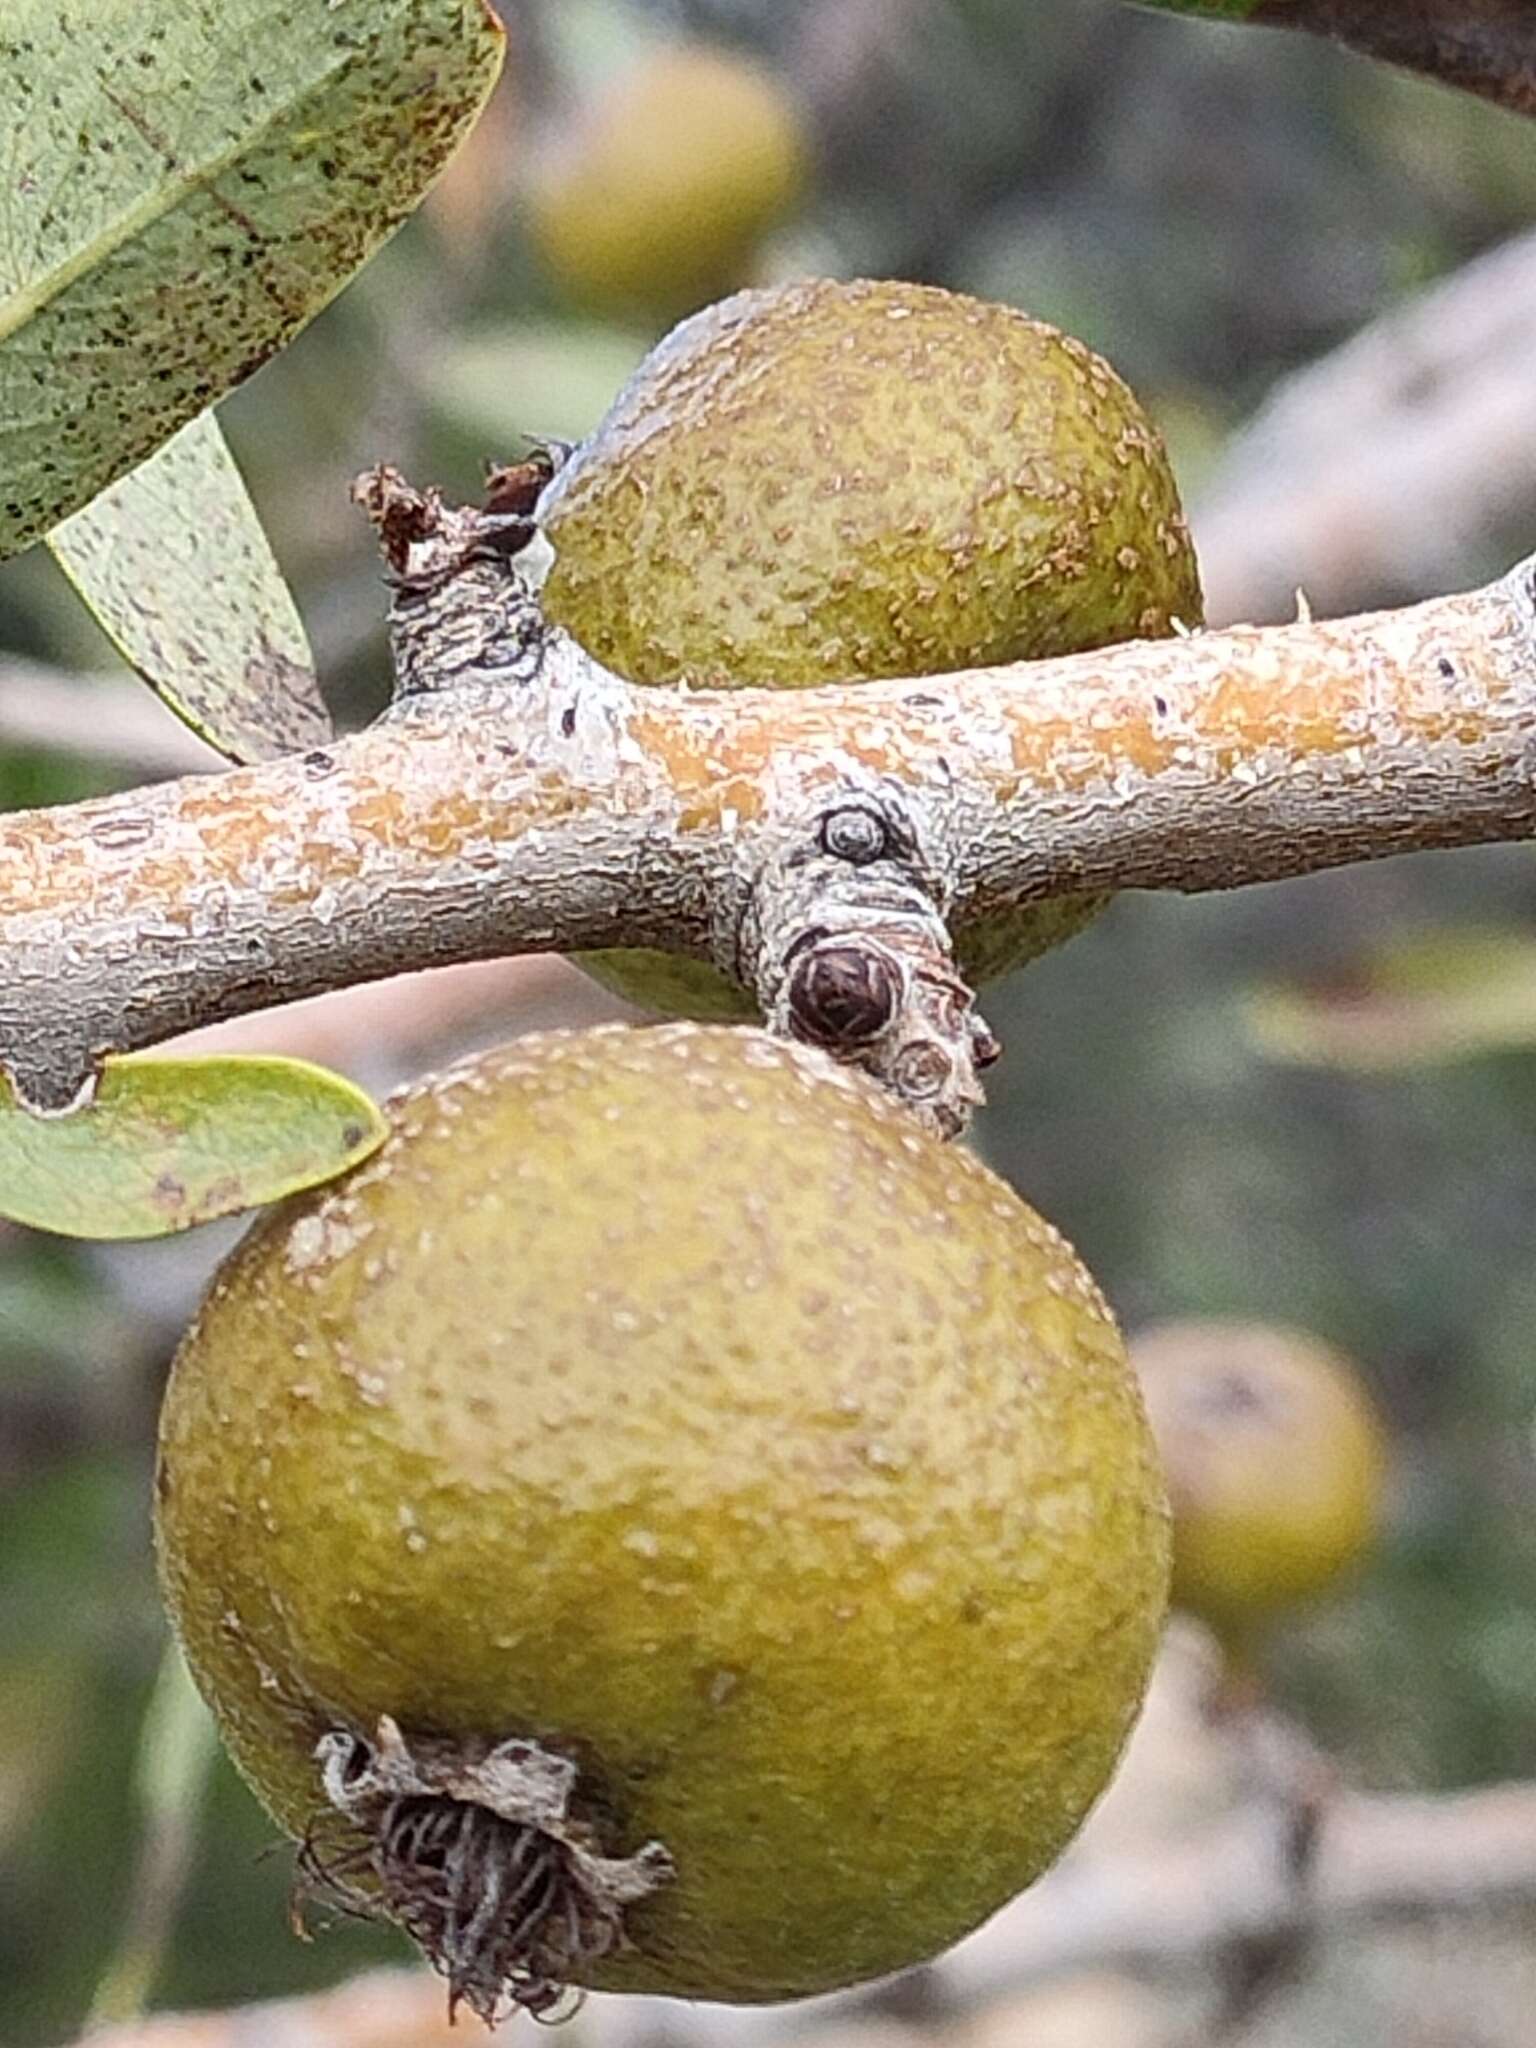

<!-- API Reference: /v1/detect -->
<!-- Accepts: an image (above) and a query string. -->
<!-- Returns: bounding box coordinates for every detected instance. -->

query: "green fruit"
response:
[156,1023,1169,2012]
[527,44,809,327]
[540,276,1199,684]
[577,944,762,1023]
[536,278,1202,1017]
[1133,1320,1387,1646]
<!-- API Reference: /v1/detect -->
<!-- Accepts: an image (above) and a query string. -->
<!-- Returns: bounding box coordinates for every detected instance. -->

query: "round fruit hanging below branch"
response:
[154,1024,1170,2019]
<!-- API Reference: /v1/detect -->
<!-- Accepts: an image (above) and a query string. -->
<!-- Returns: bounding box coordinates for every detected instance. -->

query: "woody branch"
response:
[1,478,1533,1133]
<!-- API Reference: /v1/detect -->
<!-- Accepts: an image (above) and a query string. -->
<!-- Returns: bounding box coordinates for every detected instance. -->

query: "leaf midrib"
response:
[0,34,359,350]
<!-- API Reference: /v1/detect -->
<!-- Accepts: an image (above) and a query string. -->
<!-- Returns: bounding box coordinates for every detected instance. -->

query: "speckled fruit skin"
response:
[538,277,1202,1019]
[156,1024,1170,2004]
[527,45,809,326]
[540,277,1200,687]
[1133,1320,1387,1643]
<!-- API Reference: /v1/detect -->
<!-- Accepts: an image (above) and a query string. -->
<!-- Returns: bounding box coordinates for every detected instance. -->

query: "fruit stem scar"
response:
[300,1716,674,2023]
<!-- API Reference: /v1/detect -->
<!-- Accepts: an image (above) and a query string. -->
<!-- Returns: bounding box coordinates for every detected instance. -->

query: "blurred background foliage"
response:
[2,0,1535,2040]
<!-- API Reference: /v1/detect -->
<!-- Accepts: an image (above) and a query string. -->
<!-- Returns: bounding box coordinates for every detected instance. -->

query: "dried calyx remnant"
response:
[349,461,562,703]
[299,1716,673,2022]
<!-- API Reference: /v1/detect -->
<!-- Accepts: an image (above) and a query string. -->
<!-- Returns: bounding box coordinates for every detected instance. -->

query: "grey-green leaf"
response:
[0,1053,387,1239]
[49,413,330,763]
[0,0,505,561]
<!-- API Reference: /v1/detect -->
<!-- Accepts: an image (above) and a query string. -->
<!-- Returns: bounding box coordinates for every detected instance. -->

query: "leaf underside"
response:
[0,0,505,561]
[49,412,331,761]
[0,1053,387,1239]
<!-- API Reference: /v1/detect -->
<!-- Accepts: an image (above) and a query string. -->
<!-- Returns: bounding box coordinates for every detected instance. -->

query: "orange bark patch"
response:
[628,708,768,829]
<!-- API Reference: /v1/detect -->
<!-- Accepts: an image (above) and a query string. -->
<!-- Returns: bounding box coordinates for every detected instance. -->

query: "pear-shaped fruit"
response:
[1132,1320,1387,1645]
[537,278,1202,1018]
[527,44,809,327]
[156,1023,1169,2014]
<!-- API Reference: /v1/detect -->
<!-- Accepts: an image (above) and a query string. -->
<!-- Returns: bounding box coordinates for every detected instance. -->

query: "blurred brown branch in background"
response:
[1263,0,1536,118]
[78,1969,463,2048]
[917,1780,1536,2005]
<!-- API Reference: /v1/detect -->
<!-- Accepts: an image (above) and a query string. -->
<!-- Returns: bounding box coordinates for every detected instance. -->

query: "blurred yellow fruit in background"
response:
[527,43,810,326]
[1132,1320,1388,1643]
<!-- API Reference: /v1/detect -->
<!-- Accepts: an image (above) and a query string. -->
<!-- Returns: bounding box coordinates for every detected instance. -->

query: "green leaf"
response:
[0,1053,386,1239]
[0,0,505,561]
[49,413,331,763]
[1246,930,1536,1072]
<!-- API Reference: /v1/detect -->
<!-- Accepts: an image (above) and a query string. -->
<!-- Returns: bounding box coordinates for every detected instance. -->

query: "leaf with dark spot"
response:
[50,413,331,762]
[0,0,505,560]
[0,1053,387,1239]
